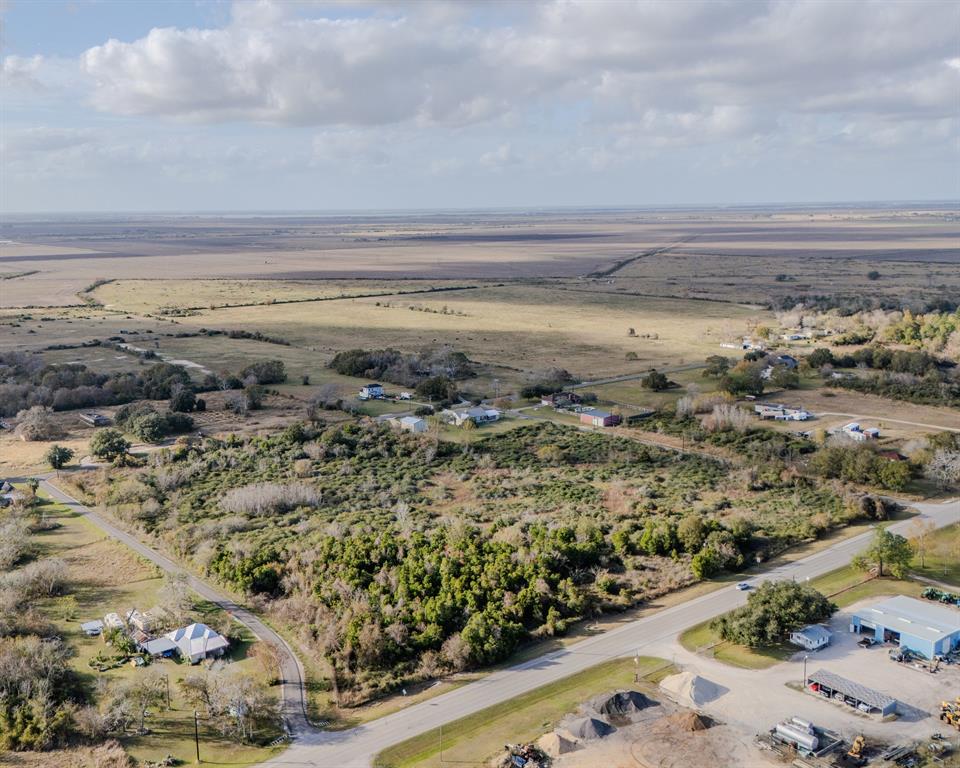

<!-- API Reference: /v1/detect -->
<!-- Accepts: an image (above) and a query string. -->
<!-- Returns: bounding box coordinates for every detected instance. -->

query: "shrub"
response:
[14,406,65,441]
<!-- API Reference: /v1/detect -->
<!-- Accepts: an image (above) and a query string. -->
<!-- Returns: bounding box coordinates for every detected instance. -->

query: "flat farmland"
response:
[167,283,762,380]
[4,206,955,309]
[90,278,488,314]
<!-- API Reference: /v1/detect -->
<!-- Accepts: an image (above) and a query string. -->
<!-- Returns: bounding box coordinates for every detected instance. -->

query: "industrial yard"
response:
[497,594,960,768]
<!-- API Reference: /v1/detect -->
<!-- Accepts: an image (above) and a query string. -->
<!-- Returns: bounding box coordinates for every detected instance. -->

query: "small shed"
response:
[399,416,427,433]
[80,619,104,637]
[78,412,110,427]
[580,409,620,428]
[789,625,832,651]
[806,669,898,717]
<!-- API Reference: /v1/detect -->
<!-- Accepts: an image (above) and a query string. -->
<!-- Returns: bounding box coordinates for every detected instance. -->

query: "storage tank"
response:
[775,722,819,752]
[790,717,814,733]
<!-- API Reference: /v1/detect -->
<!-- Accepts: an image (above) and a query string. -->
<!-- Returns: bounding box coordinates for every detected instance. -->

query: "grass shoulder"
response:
[374,656,673,768]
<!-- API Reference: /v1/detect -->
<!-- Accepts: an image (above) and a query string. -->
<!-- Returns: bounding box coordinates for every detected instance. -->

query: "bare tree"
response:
[14,406,66,441]
[925,450,960,491]
[158,573,193,626]
[908,518,936,569]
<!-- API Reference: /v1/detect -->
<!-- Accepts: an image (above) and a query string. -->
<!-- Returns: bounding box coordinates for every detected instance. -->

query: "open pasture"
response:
[165,283,760,381]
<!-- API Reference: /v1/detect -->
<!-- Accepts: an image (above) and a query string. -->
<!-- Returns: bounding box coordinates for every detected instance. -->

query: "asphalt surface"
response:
[42,478,958,767]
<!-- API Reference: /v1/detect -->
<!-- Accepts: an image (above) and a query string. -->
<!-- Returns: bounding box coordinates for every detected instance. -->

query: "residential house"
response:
[165,623,230,664]
[359,383,384,400]
[580,409,620,428]
[789,625,832,651]
[442,407,501,427]
[541,391,583,408]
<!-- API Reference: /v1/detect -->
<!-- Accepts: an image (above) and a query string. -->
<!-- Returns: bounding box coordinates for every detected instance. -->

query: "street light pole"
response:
[803,655,809,688]
[194,710,201,764]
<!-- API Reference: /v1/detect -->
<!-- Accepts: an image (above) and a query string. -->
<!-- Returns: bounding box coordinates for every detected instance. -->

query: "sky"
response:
[1,0,958,212]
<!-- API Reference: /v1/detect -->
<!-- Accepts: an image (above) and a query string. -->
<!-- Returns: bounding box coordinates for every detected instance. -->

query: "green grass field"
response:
[374,656,673,768]
[912,523,960,587]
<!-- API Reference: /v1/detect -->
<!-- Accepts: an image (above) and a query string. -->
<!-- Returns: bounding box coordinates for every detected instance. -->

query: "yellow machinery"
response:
[942,709,960,731]
[847,736,865,759]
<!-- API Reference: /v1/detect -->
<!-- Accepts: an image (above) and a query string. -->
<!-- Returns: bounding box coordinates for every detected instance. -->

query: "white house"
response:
[398,416,427,433]
[165,623,230,664]
[443,407,500,427]
[359,383,384,400]
[789,625,832,651]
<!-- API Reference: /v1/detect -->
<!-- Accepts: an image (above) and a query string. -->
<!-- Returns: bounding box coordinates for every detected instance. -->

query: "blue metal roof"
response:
[853,596,960,643]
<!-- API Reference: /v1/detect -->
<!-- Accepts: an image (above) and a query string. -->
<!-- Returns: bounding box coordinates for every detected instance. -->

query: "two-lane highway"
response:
[266,497,959,767]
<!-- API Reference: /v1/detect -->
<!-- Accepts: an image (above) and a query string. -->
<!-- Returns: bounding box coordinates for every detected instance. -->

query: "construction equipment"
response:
[941,709,960,731]
[848,735,865,758]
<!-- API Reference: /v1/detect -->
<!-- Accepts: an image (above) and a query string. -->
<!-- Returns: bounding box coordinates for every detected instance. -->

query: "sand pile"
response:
[658,671,725,707]
[660,711,711,732]
[537,731,578,757]
[557,716,615,741]
[591,690,655,720]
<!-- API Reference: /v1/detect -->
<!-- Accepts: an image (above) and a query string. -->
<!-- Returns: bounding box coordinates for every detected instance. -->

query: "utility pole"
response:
[194,710,201,763]
[802,655,809,689]
[165,674,171,709]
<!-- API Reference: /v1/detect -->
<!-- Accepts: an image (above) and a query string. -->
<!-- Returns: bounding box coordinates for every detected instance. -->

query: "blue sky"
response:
[1,0,958,212]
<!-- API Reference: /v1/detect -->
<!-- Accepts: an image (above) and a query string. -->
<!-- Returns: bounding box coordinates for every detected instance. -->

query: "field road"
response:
[814,411,960,433]
[259,498,959,768]
[36,478,958,767]
[39,479,311,735]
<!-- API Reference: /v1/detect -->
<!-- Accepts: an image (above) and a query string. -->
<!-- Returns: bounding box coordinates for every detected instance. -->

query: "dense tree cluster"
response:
[329,347,474,387]
[711,581,836,647]
[0,354,193,417]
[114,402,194,443]
[807,345,945,375]
[808,443,914,491]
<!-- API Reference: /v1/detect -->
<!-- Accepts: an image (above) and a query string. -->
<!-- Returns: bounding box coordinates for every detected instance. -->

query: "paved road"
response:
[40,479,311,736]
[261,497,960,768]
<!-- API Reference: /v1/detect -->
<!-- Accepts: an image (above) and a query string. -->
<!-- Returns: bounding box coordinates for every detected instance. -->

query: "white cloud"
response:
[70,0,958,143]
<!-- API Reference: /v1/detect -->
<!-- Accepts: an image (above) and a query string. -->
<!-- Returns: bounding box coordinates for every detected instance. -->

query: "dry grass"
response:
[166,284,760,379]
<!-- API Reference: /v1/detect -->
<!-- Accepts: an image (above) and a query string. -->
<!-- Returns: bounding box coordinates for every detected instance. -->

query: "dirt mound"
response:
[591,690,656,719]
[558,716,615,741]
[658,671,726,706]
[537,731,578,756]
[660,711,712,732]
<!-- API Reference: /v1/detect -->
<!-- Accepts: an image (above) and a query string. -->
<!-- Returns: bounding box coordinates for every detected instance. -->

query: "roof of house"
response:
[165,622,230,658]
[399,416,424,426]
[807,669,897,711]
[791,625,832,643]
[853,595,960,643]
[142,637,179,655]
[362,383,383,389]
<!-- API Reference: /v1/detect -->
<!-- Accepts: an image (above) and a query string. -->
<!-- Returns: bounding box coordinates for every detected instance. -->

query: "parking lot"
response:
[655,598,960,746]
